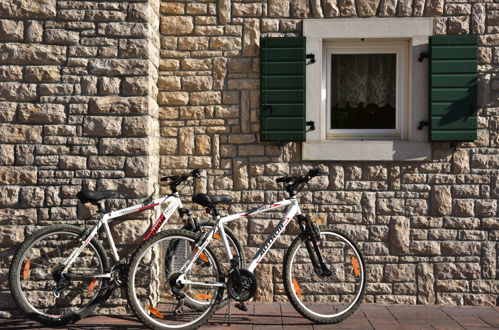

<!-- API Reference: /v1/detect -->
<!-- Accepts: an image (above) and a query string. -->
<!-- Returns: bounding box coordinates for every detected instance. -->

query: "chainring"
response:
[226,269,257,302]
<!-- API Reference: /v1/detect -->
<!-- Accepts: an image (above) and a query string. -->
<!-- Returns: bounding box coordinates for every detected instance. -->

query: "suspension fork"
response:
[297,215,332,277]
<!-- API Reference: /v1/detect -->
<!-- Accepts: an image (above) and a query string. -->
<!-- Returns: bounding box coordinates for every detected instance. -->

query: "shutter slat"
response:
[261,90,304,103]
[260,37,306,142]
[261,62,304,75]
[431,116,477,130]
[431,88,475,101]
[431,74,476,87]
[431,45,477,59]
[429,35,478,142]
[262,76,304,90]
[431,130,477,141]
[431,59,477,73]
[431,102,475,116]
[263,48,304,61]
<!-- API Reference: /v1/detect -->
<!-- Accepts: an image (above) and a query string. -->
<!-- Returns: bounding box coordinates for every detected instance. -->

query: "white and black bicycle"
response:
[8,169,243,326]
[127,168,366,329]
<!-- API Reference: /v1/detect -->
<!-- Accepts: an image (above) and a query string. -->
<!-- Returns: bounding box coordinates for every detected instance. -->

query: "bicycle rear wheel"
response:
[9,224,109,325]
[127,229,223,330]
[283,226,366,324]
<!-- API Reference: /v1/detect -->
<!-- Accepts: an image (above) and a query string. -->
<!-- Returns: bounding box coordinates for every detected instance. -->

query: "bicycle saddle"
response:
[192,194,232,207]
[77,190,117,205]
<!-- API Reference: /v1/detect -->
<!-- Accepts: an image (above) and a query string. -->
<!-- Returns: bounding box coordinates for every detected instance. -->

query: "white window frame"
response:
[325,40,408,139]
[303,18,433,161]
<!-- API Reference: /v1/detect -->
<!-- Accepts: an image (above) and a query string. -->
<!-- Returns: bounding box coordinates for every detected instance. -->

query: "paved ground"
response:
[1,303,498,329]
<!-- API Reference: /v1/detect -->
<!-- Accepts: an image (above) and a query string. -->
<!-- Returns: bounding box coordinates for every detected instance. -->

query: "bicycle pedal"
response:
[235,302,248,312]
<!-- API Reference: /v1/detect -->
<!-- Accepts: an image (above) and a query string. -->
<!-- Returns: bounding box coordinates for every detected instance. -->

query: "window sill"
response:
[302,140,431,161]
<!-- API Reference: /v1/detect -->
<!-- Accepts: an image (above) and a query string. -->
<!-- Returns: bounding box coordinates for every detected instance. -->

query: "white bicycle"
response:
[127,168,366,329]
[9,169,243,326]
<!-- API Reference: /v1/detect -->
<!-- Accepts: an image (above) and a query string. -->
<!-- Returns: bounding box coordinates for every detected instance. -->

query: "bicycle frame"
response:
[62,192,184,277]
[178,197,301,286]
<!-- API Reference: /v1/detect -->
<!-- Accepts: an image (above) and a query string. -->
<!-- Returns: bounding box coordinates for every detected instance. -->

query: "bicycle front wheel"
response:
[127,229,223,330]
[283,226,366,324]
[9,224,110,325]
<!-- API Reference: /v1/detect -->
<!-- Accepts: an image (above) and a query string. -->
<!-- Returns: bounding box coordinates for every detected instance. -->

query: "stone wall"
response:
[0,0,161,313]
[0,0,497,313]
[158,0,498,306]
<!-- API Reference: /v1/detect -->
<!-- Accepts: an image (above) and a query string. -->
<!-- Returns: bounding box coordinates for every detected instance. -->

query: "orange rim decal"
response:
[194,248,209,263]
[351,256,360,277]
[293,278,302,299]
[146,305,165,319]
[196,293,212,300]
[23,259,30,280]
[213,233,221,240]
[87,278,97,292]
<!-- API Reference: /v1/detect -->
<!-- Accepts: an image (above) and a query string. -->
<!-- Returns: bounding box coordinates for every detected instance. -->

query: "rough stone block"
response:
[19,186,44,207]
[98,23,148,37]
[432,185,452,215]
[0,43,66,65]
[389,216,410,255]
[434,263,480,280]
[45,29,79,45]
[0,124,42,143]
[89,59,149,76]
[384,264,415,282]
[60,156,86,170]
[0,82,37,101]
[0,166,36,184]
[123,77,149,96]
[0,145,14,165]
[25,66,61,83]
[88,156,125,170]
[158,92,188,105]
[98,77,121,95]
[0,65,22,82]
[89,96,148,115]
[0,208,36,225]
[160,16,193,35]
[0,186,19,207]
[0,20,23,41]
[0,226,25,245]
[190,91,221,105]
[0,0,56,19]
[84,116,122,136]
[100,138,150,156]
[18,103,65,124]
[0,101,16,122]
[125,156,148,176]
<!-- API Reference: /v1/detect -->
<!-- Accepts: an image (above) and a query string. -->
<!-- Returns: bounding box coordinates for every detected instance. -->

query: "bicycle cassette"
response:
[226,269,257,302]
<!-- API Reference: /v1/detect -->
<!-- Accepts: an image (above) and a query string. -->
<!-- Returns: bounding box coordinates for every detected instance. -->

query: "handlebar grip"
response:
[190,169,201,178]
[160,176,172,182]
[308,168,327,177]
[276,176,293,183]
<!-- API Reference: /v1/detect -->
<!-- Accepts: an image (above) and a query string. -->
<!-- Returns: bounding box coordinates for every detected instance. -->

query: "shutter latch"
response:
[306,53,315,64]
[306,121,315,131]
[418,52,429,62]
[418,121,429,130]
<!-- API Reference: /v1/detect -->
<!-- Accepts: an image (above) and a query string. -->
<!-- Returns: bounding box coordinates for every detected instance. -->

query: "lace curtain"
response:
[331,54,396,109]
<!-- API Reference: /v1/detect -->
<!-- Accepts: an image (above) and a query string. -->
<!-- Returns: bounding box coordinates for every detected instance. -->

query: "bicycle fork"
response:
[297,215,332,277]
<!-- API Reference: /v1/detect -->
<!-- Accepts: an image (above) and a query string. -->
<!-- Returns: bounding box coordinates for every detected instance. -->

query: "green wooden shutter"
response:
[429,35,478,142]
[260,37,306,142]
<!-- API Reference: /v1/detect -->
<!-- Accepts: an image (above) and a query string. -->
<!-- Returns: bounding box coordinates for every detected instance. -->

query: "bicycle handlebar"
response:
[275,168,326,196]
[160,169,201,192]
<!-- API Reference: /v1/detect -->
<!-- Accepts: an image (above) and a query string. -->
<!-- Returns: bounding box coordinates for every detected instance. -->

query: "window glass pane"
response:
[330,53,396,129]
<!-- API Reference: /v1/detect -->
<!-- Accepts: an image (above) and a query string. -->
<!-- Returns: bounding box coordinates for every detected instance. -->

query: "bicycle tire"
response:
[9,224,110,325]
[127,229,224,330]
[283,226,366,324]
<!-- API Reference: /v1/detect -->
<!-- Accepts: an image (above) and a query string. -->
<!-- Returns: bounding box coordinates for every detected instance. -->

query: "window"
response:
[325,40,408,139]
[303,18,433,161]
